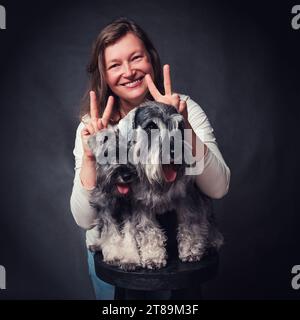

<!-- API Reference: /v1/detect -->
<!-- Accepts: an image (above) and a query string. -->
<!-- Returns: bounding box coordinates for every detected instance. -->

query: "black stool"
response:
[94,210,219,300]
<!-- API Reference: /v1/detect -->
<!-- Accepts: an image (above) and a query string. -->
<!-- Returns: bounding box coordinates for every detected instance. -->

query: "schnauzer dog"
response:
[88,101,223,270]
[87,129,142,270]
[123,101,223,269]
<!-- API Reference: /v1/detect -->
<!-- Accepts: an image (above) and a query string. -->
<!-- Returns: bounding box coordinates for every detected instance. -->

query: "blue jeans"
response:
[87,249,115,300]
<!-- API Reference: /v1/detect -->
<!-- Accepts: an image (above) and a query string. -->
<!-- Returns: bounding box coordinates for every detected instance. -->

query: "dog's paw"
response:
[140,249,168,270]
[179,254,202,263]
[143,258,167,270]
[104,259,120,267]
[178,236,206,263]
[119,262,141,271]
[178,246,205,262]
[137,232,168,270]
[141,250,168,269]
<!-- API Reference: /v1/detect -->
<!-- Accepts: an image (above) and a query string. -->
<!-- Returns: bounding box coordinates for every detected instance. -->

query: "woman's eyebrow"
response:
[130,50,143,56]
[107,58,120,64]
[107,51,144,65]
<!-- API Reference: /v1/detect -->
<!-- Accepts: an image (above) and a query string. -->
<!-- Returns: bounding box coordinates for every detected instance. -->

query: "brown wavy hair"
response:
[79,17,164,122]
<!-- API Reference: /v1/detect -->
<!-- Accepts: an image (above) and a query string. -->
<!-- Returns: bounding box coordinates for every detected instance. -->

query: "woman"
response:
[70,17,230,300]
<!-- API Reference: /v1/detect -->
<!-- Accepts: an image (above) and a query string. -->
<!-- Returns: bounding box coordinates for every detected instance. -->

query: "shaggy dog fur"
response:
[88,101,223,270]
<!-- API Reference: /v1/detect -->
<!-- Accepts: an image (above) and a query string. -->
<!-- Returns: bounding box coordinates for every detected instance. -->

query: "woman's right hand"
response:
[81,91,114,159]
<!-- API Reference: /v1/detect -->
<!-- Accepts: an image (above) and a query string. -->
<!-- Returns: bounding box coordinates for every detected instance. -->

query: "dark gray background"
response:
[0,0,299,299]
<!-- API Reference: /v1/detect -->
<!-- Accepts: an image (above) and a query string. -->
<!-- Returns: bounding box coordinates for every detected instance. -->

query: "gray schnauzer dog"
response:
[88,101,223,271]
[88,128,142,271]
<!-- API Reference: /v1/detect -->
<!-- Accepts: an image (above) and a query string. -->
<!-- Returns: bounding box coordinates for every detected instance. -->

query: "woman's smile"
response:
[120,76,144,88]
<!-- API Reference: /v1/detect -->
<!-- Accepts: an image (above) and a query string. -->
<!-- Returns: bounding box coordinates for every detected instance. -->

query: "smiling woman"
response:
[78,18,164,123]
[70,17,230,300]
[104,32,154,113]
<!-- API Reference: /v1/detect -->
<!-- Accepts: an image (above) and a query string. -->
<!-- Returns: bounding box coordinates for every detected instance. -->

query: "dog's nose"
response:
[122,172,132,183]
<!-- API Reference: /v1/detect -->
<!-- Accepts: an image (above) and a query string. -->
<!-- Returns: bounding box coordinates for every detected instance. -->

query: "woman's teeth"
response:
[123,78,142,87]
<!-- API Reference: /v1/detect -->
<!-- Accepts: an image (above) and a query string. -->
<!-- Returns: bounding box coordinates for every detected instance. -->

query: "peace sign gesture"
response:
[81,91,115,159]
[145,64,188,123]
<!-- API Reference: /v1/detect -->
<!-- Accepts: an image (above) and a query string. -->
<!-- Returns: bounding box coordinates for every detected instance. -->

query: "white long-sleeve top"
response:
[70,94,231,245]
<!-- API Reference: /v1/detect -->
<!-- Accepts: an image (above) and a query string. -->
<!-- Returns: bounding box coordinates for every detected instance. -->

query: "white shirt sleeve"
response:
[69,121,99,230]
[181,94,231,199]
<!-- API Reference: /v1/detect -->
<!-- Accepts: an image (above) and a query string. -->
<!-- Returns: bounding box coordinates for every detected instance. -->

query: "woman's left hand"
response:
[145,64,189,127]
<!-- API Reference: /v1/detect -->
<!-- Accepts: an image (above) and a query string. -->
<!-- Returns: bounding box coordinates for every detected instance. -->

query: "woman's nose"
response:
[122,62,135,78]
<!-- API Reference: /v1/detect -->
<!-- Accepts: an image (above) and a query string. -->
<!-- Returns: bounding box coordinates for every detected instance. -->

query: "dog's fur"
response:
[88,101,223,271]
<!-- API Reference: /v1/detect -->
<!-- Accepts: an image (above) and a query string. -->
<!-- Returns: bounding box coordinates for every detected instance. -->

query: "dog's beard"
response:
[97,164,137,197]
[131,128,185,188]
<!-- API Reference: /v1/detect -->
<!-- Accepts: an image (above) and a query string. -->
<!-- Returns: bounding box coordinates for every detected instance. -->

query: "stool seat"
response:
[94,249,219,291]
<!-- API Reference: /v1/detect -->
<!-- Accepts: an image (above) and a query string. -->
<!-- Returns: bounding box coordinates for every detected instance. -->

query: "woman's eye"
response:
[132,55,142,61]
[109,64,119,69]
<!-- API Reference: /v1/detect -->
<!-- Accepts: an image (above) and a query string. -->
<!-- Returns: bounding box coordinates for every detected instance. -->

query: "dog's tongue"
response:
[162,165,177,182]
[117,184,130,194]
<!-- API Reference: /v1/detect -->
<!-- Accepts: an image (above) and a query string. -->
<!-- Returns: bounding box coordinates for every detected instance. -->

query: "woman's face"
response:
[104,32,154,109]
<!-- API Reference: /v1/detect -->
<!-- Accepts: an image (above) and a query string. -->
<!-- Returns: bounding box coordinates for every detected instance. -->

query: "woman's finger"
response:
[163,64,172,96]
[97,118,104,130]
[81,126,90,137]
[81,125,95,158]
[85,123,95,135]
[90,91,99,120]
[171,93,180,109]
[101,96,115,128]
[145,74,162,100]
[91,118,99,132]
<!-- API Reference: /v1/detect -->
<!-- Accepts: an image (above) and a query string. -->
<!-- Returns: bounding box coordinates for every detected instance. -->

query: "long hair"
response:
[79,17,164,121]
